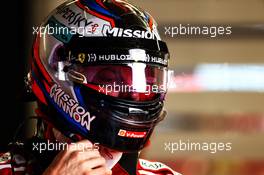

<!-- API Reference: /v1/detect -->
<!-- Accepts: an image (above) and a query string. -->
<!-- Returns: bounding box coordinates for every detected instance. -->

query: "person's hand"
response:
[43,140,112,175]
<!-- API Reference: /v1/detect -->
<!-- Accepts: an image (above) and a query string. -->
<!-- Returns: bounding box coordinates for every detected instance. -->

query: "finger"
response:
[79,157,106,170]
[68,149,101,163]
[49,140,98,171]
[56,150,102,174]
[87,166,112,175]
[62,139,98,161]
[47,148,69,172]
[53,139,94,161]
[68,139,95,152]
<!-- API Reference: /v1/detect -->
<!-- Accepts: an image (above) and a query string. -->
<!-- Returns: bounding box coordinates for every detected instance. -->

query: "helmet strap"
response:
[117,152,139,175]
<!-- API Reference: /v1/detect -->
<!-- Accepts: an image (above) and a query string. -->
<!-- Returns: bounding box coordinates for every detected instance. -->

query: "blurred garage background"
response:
[17,0,264,174]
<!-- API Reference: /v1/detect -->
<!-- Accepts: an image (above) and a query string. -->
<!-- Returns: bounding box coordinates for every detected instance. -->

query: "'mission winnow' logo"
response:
[50,84,96,131]
[102,25,159,40]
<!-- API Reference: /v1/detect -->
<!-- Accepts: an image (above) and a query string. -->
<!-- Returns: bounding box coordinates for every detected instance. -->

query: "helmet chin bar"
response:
[71,84,166,152]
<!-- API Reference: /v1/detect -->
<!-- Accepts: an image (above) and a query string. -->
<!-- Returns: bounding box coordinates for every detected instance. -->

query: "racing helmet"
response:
[30,0,170,152]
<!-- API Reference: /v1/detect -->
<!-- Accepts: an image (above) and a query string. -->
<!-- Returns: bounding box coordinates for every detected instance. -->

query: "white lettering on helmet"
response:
[50,84,96,131]
[102,25,159,40]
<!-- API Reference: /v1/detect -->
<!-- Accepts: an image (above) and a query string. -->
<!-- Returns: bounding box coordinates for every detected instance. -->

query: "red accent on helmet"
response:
[31,80,47,105]
[76,0,115,27]
[95,0,108,9]
[33,35,52,84]
[148,16,154,30]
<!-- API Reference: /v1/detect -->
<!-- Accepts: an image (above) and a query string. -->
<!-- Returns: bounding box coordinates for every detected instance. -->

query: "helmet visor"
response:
[67,63,167,101]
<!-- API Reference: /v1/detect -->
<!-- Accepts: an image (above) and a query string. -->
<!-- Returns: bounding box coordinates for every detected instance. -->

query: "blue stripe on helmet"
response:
[73,86,86,107]
[81,0,120,19]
